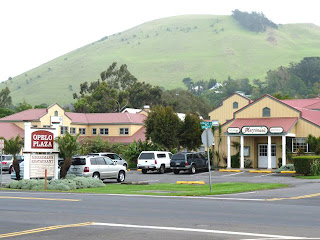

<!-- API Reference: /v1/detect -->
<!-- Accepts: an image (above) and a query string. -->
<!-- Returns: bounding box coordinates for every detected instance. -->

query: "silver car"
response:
[88,152,128,169]
[68,155,126,182]
[1,155,24,173]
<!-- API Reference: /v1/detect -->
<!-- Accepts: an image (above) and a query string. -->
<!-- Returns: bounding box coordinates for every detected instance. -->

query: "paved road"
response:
[1,170,320,239]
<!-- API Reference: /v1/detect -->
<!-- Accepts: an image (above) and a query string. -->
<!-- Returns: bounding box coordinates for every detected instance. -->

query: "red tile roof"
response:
[0,109,46,121]
[281,98,320,108]
[229,117,298,133]
[66,112,146,124]
[0,123,24,139]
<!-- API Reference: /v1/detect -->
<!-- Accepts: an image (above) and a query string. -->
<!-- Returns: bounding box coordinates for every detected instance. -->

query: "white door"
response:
[258,144,276,168]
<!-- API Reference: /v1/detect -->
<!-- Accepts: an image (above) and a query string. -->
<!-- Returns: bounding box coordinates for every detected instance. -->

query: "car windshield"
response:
[139,153,155,159]
[88,153,99,156]
[171,154,185,160]
[2,156,12,160]
[72,158,86,165]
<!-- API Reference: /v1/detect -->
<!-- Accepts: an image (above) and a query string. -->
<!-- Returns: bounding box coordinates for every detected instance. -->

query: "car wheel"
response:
[189,165,196,174]
[142,169,147,174]
[173,170,180,174]
[117,171,125,182]
[123,163,128,170]
[158,165,165,174]
[92,172,100,179]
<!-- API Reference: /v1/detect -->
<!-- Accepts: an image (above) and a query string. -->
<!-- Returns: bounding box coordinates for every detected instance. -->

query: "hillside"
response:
[2,15,320,105]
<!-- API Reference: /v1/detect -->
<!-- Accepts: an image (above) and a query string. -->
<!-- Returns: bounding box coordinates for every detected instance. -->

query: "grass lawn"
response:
[296,176,320,179]
[70,182,288,196]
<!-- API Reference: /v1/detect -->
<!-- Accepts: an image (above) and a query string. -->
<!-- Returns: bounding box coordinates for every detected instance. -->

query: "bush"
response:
[292,156,320,176]
[231,153,240,168]
[6,177,105,190]
[275,164,295,173]
[311,160,320,176]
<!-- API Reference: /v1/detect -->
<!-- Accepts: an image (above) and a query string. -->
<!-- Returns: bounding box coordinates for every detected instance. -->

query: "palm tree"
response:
[2,136,23,180]
[54,132,80,178]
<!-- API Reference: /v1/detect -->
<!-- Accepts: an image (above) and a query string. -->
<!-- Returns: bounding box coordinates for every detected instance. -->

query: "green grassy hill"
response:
[2,15,320,105]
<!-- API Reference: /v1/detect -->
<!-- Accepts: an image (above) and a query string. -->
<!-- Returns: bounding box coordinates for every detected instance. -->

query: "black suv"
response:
[170,152,208,174]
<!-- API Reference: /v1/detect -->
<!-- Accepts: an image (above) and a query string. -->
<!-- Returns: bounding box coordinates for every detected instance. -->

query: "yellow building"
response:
[209,93,320,169]
[0,104,146,143]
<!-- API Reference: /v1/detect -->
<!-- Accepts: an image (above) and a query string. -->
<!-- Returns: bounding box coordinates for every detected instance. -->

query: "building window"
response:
[292,138,309,153]
[32,125,38,128]
[43,125,51,128]
[233,101,238,109]
[92,128,97,135]
[79,128,86,135]
[99,128,109,135]
[262,107,270,117]
[119,128,129,135]
[54,110,58,116]
[60,126,68,135]
[70,127,76,135]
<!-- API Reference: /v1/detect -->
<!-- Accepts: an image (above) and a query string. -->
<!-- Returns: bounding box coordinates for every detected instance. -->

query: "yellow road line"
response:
[280,171,296,174]
[0,196,80,202]
[0,222,94,238]
[249,170,272,173]
[176,181,205,185]
[219,169,241,172]
[266,193,320,201]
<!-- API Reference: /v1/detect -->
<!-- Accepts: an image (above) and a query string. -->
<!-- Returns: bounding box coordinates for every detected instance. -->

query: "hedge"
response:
[292,156,320,176]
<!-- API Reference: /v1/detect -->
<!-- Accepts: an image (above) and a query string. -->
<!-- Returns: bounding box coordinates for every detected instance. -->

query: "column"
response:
[227,136,231,168]
[282,135,286,166]
[267,135,272,169]
[240,135,244,169]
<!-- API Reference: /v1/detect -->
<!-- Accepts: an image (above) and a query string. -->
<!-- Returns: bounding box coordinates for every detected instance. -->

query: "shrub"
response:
[231,153,240,168]
[275,164,295,173]
[311,160,320,176]
[292,156,320,176]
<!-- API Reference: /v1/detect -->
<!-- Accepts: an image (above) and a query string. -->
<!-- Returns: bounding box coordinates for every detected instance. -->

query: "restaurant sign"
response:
[30,154,55,178]
[227,127,240,134]
[242,126,268,135]
[269,127,283,134]
[31,130,54,149]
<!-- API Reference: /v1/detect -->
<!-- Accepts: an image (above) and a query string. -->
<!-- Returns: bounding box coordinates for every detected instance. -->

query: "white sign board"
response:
[30,154,55,178]
[51,116,63,126]
[227,127,240,134]
[269,127,283,134]
[242,126,268,135]
[201,129,214,147]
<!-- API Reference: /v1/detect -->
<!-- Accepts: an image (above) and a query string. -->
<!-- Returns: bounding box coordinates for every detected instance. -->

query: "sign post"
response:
[0,139,3,187]
[201,122,214,192]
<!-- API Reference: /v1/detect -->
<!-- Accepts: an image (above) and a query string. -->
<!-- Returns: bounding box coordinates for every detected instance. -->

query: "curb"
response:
[219,169,241,172]
[176,181,205,185]
[137,169,142,171]
[280,171,296,174]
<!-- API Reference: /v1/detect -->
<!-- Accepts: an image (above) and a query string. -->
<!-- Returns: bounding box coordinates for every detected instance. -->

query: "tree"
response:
[2,136,23,180]
[15,100,32,112]
[307,134,320,155]
[54,132,80,178]
[0,87,12,108]
[127,82,163,108]
[144,106,181,151]
[0,108,15,118]
[179,113,202,151]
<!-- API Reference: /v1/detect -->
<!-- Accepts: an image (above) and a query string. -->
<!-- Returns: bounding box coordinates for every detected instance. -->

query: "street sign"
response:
[200,121,212,129]
[201,129,214,147]
[0,139,4,150]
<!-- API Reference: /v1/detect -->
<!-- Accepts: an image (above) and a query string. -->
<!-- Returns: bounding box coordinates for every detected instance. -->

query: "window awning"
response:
[228,117,298,134]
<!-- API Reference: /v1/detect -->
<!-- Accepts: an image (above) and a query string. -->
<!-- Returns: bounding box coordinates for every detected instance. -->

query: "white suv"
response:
[137,151,172,174]
[68,155,126,182]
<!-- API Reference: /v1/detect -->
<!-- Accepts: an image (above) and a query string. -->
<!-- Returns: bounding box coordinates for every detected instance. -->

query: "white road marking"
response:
[92,222,307,239]
[254,173,276,178]
[220,172,244,177]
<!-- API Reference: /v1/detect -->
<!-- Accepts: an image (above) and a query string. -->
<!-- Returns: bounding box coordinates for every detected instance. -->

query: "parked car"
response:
[137,151,172,174]
[1,155,24,173]
[170,152,208,174]
[68,155,126,182]
[88,152,128,169]
[11,161,24,179]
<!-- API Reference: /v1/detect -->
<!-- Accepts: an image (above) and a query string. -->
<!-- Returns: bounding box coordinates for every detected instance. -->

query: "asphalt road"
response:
[1,170,320,239]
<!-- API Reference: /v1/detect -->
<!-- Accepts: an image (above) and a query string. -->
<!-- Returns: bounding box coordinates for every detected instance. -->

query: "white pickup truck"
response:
[137,151,172,174]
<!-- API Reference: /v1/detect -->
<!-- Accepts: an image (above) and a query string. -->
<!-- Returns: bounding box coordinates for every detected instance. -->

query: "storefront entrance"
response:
[258,144,276,168]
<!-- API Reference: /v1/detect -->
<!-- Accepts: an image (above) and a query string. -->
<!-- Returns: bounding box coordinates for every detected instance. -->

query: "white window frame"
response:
[79,128,86,135]
[70,127,76,135]
[292,138,309,153]
[119,128,129,135]
[60,126,68,135]
[99,128,109,135]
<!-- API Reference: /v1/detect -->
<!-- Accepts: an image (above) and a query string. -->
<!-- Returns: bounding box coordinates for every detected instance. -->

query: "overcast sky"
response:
[1,0,319,82]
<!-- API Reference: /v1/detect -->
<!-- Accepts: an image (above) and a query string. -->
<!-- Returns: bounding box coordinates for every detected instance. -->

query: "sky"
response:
[1,0,319,82]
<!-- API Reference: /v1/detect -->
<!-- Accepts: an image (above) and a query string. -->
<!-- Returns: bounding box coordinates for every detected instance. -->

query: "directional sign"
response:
[201,129,214,147]
[200,121,212,129]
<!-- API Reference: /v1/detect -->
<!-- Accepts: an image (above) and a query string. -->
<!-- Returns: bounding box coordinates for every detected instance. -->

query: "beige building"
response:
[0,104,146,143]
[209,93,320,169]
